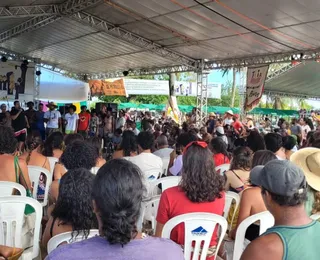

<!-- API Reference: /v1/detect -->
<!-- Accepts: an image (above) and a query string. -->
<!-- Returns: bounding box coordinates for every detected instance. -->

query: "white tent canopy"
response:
[39,68,89,102]
[1,0,320,97]
[265,62,320,98]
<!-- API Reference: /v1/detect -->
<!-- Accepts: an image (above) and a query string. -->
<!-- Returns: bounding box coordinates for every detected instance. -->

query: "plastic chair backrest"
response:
[0,196,42,259]
[144,168,162,182]
[224,191,240,229]
[0,181,26,197]
[47,157,59,176]
[161,157,170,176]
[162,213,228,260]
[90,167,100,175]
[27,166,52,207]
[151,176,181,196]
[47,229,100,254]
[138,195,161,232]
[215,164,230,175]
[233,211,275,260]
[310,213,320,220]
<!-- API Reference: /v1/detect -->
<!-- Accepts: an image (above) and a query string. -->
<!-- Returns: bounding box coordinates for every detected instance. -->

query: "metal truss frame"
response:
[34,65,41,107]
[0,5,59,18]
[87,64,195,79]
[266,62,302,82]
[195,61,209,126]
[204,48,320,70]
[0,0,103,44]
[70,12,197,67]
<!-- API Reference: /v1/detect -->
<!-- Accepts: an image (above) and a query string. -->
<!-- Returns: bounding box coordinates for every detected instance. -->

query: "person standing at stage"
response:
[44,102,61,137]
[10,101,29,153]
[65,105,79,135]
[0,103,11,128]
[116,110,126,131]
[25,101,37,133]
[102,108,114,136]
[78,105,91,138]
[35,103,45,140]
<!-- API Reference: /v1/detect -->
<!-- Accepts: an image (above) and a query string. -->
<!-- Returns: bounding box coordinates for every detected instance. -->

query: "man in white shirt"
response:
[116,110,126,130]
[65,105,79,134]
[154,135,173,174]
[223,110,234,126]
[128,121,140,136]
[126,131,162,191]
[154,135,173,159]
[44,102,61,137]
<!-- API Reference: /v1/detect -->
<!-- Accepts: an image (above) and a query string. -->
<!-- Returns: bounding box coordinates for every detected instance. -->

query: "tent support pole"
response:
[34,65,40,109]
[196,61,209,127]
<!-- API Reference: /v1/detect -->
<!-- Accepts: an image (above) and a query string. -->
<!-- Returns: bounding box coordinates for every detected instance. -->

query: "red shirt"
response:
[78,112,91,131]
[157,186,225,246]
[232,120,243,132]
[213,153,230,167]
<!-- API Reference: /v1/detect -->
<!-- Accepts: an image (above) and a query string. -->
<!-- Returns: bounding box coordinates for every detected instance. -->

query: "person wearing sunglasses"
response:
[156,141,225,258]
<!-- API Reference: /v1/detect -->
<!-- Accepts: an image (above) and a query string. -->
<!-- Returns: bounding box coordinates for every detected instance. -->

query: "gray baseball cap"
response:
[250,160,307,196]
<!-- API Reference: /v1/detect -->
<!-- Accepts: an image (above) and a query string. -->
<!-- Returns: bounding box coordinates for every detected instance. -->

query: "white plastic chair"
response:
[138,195,161,232]
[27,166,52,207]
[215,163,230,175]
[91,167,100,175]
[224,191,240,229]
[233,211,275,260]
[162,213,228,260]
[145,169,162,182]
[0,181,26,196]
[47,157,59,176]
[0,196,43,260]
[150,176,181,196]
[47,229,100,254]
[161,157,170,176]
[310,213,320,220]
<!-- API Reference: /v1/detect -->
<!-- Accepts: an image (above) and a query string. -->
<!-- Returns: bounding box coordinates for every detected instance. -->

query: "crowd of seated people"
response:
[0,109,320,260]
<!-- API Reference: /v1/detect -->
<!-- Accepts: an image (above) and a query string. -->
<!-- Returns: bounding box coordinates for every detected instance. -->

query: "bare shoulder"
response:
[241,233,283,260]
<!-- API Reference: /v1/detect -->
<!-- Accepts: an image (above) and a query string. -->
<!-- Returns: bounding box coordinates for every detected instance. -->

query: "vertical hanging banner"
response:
[89,79,126,96]
[245,65,269,111]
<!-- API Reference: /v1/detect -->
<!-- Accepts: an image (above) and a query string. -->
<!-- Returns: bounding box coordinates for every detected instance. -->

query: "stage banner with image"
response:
[245,65,269,111]
[89,78,126,96]
[0,61,35,100]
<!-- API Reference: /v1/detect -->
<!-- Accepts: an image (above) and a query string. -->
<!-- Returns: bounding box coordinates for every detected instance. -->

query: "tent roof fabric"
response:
[265,62,320,98]
[1,0,320,77]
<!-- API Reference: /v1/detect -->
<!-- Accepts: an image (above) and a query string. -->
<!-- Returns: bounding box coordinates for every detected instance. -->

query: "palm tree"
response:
[221,68,237,107]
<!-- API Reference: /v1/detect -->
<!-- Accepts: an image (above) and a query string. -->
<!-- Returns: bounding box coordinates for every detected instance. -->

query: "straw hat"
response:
[209,112,216,117]
[225,110,234,116]
[46,102,58,108]
[246,115,253,120]
[290,148,320,191]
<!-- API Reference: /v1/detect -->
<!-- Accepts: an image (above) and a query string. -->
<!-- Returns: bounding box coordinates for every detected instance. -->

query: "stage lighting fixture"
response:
[123,71,129,76]
[36,70,42,76]
[1,56,7,62]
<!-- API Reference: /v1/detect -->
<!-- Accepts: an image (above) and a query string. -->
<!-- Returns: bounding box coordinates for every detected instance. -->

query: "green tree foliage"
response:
[99,73,240,108]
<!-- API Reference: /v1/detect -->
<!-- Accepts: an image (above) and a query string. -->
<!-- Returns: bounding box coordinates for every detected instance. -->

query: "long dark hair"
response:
[86,136,103,158]
[180,144,224,202]
[51,168,97,239]
[246,131,266,152]
[26,133,43,164]
[230,146,253,171]
[43,132,64,157]
[251,150,277,168]
[92,159,145,245]
[210,137,230,158]
[119,130,137,157]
